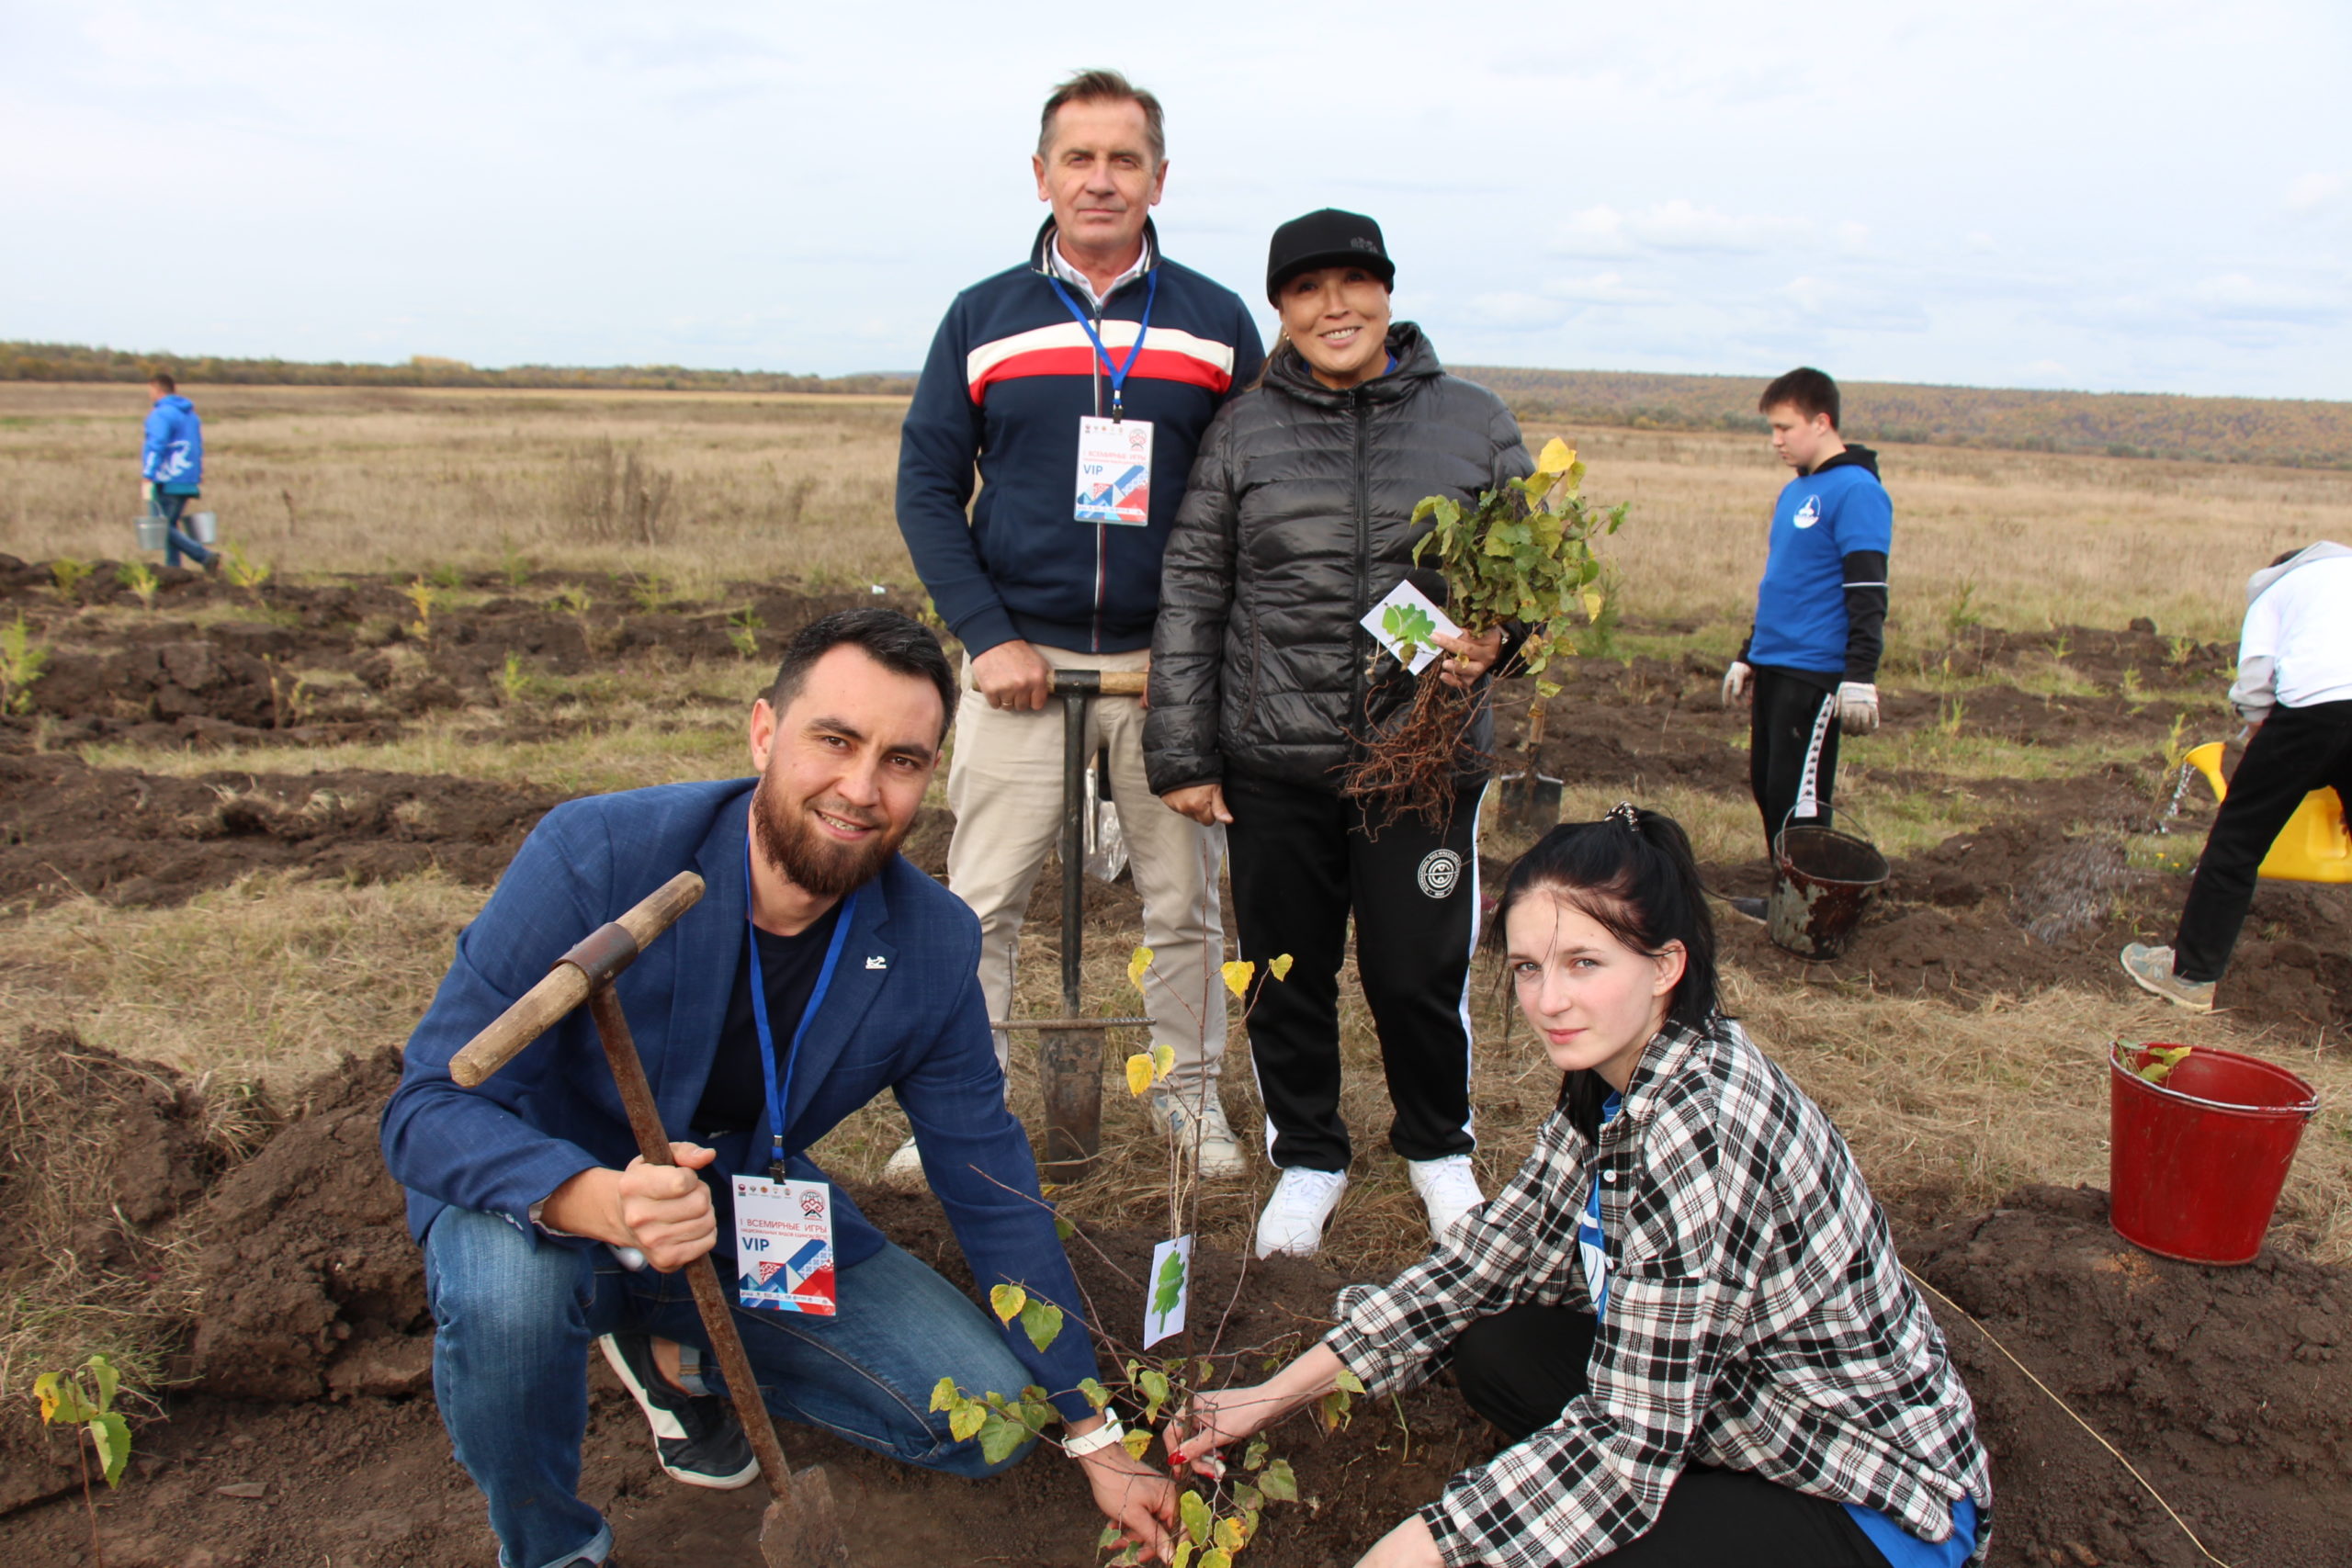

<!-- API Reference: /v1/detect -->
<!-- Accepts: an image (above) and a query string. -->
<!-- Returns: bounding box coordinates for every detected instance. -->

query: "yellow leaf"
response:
[989,1283,1026,1325]
[1268,953,1294,982]
[1120,1428,1154,1461]
[32,1373,61,1425]
[1580,587,1604,621]
[1125,1055,1156,1097]
[950,1402,987,1442]
[1152,1043,1176,1082]
[1127,946,1154,992]
[1533,436,1577,477]
[1221,960,1255,998]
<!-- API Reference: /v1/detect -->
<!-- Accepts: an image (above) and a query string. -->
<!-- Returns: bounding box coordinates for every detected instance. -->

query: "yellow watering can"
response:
[2182,741,2352,884]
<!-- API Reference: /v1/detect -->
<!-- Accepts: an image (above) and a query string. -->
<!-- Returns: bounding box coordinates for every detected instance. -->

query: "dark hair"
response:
[2270,547,2305,568]
[1491,806,1721,1142]
[1038,68,1165,164]
[766,608,957,741]
[149,372,177,393]
[1759,367,1839,429]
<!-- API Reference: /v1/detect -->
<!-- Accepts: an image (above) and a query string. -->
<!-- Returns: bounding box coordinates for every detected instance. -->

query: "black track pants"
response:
[1221,770,1482,1172]
[1749,666,1842,852]
[2173,699,2352,982]
[1451,1303,1887,1565]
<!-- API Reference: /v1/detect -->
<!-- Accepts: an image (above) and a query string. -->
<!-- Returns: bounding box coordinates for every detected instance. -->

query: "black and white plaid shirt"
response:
[1325,1017,1990,1567]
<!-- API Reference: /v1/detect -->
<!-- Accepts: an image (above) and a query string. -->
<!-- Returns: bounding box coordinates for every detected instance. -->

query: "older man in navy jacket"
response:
[382,609,1175,1568]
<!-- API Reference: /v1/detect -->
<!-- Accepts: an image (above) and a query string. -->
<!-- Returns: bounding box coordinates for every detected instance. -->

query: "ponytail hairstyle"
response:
[1490,804,1721,1142]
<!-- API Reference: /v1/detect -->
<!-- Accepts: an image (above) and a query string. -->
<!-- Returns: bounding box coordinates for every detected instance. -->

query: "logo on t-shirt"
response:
[1792,496,1822,530]
[1417,850,1462,898]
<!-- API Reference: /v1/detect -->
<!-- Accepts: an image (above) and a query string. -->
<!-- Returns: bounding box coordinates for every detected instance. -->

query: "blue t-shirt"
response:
[1746,458,1892,676]
[1580,1088,1975,1567]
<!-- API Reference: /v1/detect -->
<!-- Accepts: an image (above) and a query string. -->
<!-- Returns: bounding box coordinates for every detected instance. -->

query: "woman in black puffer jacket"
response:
[1144,209,1533,1262]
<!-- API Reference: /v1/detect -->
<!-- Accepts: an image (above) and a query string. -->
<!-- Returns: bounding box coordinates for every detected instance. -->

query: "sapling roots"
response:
[1341,674,1490,832]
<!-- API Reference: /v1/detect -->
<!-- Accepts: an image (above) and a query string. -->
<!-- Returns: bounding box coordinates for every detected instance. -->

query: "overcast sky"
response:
[6,1,2347,399]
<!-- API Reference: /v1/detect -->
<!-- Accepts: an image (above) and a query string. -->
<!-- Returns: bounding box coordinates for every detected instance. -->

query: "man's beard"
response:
[752,780,906,900]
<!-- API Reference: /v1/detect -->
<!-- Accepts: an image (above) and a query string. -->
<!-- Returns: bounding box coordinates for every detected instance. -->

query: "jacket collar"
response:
[1264,320,1442,410]
[1030,216,1162,299]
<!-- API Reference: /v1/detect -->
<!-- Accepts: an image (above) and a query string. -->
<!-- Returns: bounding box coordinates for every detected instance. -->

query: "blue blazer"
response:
[380,778,1099,1416]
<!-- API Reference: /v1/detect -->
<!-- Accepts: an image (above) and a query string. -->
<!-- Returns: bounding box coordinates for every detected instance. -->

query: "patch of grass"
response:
[0,872,484,1089]
[78,701,749,794]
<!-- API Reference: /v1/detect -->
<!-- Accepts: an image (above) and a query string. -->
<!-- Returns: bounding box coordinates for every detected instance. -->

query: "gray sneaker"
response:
[2120,943,2215,1014]
[1149,1087,1247,1179]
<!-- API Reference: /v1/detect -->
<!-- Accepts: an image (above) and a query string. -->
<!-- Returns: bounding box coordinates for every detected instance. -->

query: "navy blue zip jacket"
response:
[381,779,1102,1419]
[897,220,1264,657]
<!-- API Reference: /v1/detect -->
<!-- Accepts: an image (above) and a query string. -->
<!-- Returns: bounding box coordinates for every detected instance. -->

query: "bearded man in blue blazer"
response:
[382,609,1176,1568]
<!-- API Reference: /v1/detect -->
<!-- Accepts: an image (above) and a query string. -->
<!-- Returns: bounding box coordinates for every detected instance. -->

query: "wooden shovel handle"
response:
[448,870,706,1088]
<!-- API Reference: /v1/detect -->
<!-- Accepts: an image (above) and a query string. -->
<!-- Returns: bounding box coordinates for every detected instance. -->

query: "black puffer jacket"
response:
[1145,323,1533,795]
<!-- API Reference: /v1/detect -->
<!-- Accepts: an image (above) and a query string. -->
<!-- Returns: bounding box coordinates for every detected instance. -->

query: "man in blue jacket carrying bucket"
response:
[141,372,218,572]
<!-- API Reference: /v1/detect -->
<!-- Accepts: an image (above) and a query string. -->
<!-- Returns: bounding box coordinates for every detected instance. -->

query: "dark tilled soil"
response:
[6,573,2349,1562]
[4,1046,2348,1566]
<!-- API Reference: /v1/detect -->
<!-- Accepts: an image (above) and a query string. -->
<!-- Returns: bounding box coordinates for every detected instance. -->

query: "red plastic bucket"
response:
[2109,1043,2319,1265]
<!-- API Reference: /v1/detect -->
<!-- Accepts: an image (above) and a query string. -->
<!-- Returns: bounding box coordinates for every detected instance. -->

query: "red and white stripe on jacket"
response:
[965,321,1237,404]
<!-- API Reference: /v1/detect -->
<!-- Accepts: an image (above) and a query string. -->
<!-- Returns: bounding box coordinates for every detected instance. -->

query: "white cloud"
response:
[2285,172,2346,213]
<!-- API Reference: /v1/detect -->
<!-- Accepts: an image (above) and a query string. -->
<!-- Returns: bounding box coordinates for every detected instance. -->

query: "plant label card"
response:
[1073,416,1154,525]
[1360,580,1461,675]
[1142,1235,1193,1348]
[732,1175,837,1316]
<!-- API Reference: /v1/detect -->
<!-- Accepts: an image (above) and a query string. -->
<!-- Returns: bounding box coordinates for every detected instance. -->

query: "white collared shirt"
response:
[1048,231,1152,310]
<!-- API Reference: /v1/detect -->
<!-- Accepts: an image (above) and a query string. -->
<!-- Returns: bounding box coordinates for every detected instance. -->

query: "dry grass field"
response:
[9,380,2346,640]
[6,378,2352,1259]
[6,379,2352,1564]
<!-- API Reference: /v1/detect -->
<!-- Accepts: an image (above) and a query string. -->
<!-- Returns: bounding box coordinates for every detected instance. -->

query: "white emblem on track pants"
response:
[1417,850,1463,898]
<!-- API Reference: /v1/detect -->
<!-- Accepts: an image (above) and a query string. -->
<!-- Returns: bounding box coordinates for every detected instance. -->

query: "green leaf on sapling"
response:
[1180,1489,1214,1547]
[1020,1298,1065,1353]
[977,1410,1029,1465]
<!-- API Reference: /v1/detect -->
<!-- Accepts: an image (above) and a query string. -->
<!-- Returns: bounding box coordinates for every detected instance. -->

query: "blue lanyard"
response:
[1046,266,1159,420]
[745,837,858,1180]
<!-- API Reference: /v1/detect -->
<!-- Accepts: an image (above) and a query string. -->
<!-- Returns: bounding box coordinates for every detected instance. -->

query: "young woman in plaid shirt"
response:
[1169,806,1989,1566]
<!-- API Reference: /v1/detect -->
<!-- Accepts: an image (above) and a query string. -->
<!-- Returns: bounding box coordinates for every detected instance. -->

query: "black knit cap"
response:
[1265,209,1395,303]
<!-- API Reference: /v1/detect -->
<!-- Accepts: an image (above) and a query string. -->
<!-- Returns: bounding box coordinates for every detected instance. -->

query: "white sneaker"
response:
[1408,1155,1485,1243]
[878,1134,924,1190]
[1254,1168,1349,1258]
[1149,1088,1248,1179]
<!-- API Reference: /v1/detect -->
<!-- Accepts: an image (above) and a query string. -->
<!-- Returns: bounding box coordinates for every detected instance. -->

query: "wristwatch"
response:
[1063,1418,1128,1458]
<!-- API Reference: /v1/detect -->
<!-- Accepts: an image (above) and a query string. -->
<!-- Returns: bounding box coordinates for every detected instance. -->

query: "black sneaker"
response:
[596,1333,760,1490]
[1726,896,1769,924]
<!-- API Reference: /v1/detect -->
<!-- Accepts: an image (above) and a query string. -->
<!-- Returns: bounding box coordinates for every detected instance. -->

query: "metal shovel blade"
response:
[761,1466,854,1568]
[1497,769,1565,838]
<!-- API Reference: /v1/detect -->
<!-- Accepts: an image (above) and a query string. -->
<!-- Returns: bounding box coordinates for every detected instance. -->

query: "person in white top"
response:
[2122,542,2352,1011]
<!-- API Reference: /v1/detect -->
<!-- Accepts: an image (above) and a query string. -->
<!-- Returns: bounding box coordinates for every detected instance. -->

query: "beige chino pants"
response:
[945,645,1227,1101]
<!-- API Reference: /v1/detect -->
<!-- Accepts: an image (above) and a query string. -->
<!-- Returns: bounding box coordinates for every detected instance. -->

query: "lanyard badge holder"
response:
[732,838,857,1315]
[1055,269,1159,526]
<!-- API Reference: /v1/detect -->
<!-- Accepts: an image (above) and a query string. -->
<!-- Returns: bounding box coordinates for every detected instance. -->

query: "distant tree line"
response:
[1457,366,2352,471]
[8,340,2343,468]
[0,342,916,398]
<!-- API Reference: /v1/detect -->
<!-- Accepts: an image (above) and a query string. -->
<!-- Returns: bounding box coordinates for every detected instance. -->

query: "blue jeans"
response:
[149,491,213,569]
[423,1206,1038,1568]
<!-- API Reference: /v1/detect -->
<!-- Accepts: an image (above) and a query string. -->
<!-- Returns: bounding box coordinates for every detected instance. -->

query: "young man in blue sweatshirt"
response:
[141,373,219,571]
[895,71,1264,1178]
[1722,368,1890,919]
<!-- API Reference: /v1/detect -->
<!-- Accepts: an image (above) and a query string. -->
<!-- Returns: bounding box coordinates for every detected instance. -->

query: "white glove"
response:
[1836,681,1880,735]
[1721,661,1751,706]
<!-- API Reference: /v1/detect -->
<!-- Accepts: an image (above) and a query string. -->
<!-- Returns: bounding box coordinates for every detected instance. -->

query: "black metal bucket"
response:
[1768,825,1888,959]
